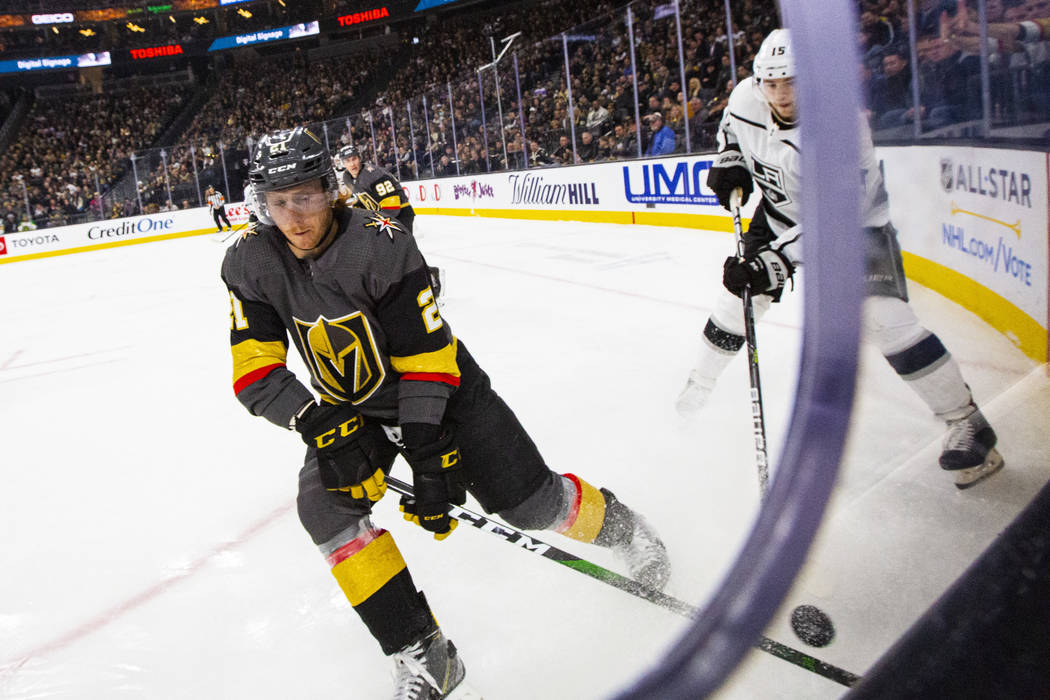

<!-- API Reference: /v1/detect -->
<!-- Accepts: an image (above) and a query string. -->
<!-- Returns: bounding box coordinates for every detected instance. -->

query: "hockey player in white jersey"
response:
[676,29,1003,489]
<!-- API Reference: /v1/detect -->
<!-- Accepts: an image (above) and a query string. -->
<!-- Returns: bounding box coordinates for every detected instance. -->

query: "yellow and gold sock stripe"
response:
[555,473,607,544]
[328,529,408,607]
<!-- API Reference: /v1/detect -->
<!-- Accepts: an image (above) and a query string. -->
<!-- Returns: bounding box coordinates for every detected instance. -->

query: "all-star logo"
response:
[940,158,954,192]
[365,213,404,240]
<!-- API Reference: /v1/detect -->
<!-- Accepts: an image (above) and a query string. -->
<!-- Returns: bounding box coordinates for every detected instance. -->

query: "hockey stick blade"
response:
[386,476,860,688]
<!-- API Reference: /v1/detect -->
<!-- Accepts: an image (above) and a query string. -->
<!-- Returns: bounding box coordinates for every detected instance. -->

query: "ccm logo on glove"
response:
[440,448,460,470]
[314,416,361,448]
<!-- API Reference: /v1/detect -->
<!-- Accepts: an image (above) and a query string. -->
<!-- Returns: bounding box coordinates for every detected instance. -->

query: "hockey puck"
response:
[790,605,835,647]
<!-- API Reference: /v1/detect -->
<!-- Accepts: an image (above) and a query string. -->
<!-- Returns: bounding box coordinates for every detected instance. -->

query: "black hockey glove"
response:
[294,402,388,502]
[399,423,466,540]
[706,147,753,211]
[722,247,795,301]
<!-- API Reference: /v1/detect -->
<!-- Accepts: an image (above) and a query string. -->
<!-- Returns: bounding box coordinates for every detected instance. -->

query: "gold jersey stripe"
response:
[378,195,404,210]
[560,476,607,544]
[330,531,407,607]
[232,339,288,383]
[390,337,460,377]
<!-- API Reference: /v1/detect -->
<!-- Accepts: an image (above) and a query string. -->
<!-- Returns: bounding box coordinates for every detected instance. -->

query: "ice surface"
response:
[1,215,1046,699]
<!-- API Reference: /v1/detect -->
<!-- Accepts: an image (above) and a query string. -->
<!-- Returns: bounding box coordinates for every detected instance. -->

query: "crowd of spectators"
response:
[0,0,778,226]
[325,0,777,178]
[861,0,1050,132]
[4,0,1047,230]
[0,86,187,228]
[130,44,389,211]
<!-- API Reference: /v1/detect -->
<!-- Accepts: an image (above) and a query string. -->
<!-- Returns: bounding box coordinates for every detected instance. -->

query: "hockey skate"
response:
[391,625,481,700]
[600,490,671,590]
[939,404,1003,489]
[675,371,714,417]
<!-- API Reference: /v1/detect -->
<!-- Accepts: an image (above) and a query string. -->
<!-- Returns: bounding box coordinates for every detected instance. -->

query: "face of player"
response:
[762,77,796,122]
[265,179,335,259]
[347,155,362,178]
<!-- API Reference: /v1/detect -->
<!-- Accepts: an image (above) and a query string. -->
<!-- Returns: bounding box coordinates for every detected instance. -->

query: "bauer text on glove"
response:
[706,147,753,211]
[722,247,794,301]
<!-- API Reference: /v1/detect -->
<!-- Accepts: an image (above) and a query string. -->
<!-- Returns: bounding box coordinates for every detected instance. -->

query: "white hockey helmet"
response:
[753,28,795,82]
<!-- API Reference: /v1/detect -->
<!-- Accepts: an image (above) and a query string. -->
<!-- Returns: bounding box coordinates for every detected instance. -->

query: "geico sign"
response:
[32,13,75,24]
[87,217,175,240]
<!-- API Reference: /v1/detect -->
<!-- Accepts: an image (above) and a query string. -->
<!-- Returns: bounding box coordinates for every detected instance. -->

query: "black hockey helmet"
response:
[248,125,339,225]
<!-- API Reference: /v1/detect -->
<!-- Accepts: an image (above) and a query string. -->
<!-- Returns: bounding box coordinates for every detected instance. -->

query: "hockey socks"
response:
[324,526,432,654]
[556,475,671,590]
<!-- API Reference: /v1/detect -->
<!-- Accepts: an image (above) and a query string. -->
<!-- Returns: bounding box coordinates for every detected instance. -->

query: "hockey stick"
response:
[731,188,771,500]
[386,476,860,688]
[213,217,251,243]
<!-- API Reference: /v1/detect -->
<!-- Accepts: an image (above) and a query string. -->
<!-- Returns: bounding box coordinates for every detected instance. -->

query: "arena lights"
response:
[126,22,146,32]
[79,28,96,36]
[194,16,210,24]
[337,7,390,27]
[237,8,252,18]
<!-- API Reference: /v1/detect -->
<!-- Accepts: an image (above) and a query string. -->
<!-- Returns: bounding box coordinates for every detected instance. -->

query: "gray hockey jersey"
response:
[221,206,454,430]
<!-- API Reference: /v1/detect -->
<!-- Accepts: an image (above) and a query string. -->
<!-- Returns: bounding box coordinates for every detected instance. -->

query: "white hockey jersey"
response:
[718,77,891,265]
[243,183,256,216]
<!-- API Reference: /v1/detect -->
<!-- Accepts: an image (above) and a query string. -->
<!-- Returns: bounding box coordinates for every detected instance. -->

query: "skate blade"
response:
[446,681,483,700]
[954,449,1004,490]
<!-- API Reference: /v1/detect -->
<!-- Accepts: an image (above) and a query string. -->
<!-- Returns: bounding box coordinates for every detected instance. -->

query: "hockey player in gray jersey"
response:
[335,144,416,231]
[676,29,1002,489]
[336,143,443,297]
[222,126,670,698]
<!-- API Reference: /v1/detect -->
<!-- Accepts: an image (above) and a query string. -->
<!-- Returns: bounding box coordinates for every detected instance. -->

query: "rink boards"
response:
[0,147,1046,362]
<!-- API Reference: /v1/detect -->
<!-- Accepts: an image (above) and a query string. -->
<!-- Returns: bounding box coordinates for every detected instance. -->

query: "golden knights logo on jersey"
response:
[751,155,792,207]
[293,312,385,403]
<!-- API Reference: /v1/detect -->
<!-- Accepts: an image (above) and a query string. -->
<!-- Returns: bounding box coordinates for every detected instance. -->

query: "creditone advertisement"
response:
[879,146,1048,362]
[0,207,219,264]
[403,154,754,232]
